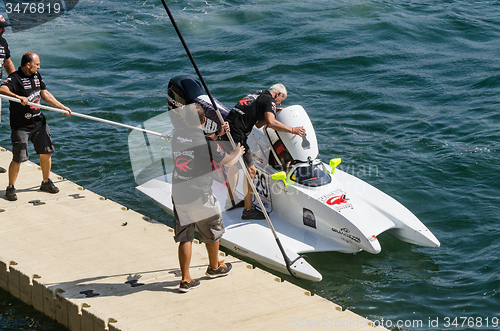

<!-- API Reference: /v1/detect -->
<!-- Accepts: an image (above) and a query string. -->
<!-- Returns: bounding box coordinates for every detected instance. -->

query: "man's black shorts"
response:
[11,121,55,163]
[218,131,253,167]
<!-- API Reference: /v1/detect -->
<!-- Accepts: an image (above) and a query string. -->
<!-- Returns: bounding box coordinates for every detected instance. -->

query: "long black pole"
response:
[159,0,299,278]
[159,0,219,113]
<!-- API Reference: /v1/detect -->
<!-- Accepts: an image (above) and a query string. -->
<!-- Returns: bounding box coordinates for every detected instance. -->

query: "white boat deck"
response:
[0,147,387,331]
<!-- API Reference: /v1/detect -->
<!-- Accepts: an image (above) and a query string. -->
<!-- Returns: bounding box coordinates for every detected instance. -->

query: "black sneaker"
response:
[40,179,59,194]
[5,185,17,201]
[0,166,6,173]
[205,261,232,278]
[225,199,245,211]
[178,279,200,293]
[241,207,266,220]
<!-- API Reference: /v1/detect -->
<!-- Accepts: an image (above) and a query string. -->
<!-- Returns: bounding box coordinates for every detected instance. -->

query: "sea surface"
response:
[1,0,499,330]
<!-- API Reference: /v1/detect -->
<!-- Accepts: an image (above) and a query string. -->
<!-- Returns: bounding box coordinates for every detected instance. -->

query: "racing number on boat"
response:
[255,171,268,198]
[254,169,272,212]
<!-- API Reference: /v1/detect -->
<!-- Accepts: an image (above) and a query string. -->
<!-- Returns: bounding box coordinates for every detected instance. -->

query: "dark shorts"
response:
[11,122,55,163]
[219,131,253,167]
[173,194,224,244]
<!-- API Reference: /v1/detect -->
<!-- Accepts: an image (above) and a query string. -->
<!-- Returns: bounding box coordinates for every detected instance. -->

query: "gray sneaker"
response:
[241,207,266,220]
[205,261,232,278]
[5,185,17,201]
[40,179,59,194]
[179,279,200,293]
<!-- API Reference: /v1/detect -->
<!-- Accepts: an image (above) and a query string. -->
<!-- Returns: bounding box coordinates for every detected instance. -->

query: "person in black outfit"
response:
[171,103,244,292]
[222,84,306,219]
[0,15,15,174]
[0,52,71,201]
[0,15,15,80]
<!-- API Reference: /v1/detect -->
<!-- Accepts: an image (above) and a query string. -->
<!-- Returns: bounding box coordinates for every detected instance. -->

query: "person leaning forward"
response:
[221,83,306,220]
[0,51,71,201]
[0,14,15,174]
[171,103,244,292]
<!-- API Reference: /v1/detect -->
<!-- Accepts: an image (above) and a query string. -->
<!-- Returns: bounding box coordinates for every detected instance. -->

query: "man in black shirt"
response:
[171,103,244,292]
[0,15,14,80]
[0,15,15,173]
[0,51,71,201]
[222,84,306,219]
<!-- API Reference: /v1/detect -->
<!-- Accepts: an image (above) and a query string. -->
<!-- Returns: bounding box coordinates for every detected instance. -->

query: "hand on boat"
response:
[293,126,306,137]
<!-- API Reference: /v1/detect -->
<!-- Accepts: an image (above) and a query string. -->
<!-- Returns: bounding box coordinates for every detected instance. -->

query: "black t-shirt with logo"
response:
[171,127,226,205]
[1,68,47,130]
[0,37,11,80]
[226,90,277,137]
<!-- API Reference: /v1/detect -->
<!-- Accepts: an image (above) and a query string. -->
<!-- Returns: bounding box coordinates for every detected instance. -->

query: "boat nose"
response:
[363,235,381,254]
[423,229,441,248]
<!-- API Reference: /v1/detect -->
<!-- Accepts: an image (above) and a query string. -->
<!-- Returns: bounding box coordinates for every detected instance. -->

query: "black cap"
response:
[0,15,11,28]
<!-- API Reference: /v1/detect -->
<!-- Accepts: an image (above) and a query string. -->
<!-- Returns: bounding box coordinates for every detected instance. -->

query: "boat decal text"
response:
[331,227,361,243]
[318,189,353,211]
[234,245,249,255]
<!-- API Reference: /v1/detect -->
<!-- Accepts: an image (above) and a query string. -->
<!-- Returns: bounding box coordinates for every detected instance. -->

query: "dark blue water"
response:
[1,0,499,330]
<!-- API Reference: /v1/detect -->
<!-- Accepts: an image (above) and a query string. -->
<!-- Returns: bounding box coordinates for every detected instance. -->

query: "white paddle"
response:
[0,94,168,139]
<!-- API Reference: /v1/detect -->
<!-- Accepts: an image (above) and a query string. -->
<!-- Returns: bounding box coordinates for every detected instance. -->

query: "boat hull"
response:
[133,104,439,282]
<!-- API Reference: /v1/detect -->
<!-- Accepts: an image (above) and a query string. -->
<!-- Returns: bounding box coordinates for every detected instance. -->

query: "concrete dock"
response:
[0,146,386,331]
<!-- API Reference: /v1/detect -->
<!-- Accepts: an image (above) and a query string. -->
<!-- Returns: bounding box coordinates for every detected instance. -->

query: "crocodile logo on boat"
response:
[318,189,353,211]
[326,194,349,205]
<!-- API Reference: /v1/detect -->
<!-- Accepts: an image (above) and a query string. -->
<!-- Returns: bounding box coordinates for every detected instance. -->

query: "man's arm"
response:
[40,89,72,116]
[220,142,245,167]
[255,117,267,128]
[3,58,15,76]
[0,85,29,105]
[262,112,306,136]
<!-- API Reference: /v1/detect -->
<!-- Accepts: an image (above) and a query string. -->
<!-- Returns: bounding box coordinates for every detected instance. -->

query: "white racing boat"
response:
[131,76,440,282]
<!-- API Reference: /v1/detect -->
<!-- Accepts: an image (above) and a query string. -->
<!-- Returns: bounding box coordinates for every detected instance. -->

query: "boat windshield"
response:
[290,162,331,187]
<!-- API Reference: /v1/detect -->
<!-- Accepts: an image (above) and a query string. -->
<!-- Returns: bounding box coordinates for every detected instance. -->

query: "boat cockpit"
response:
[262,126,332,188]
